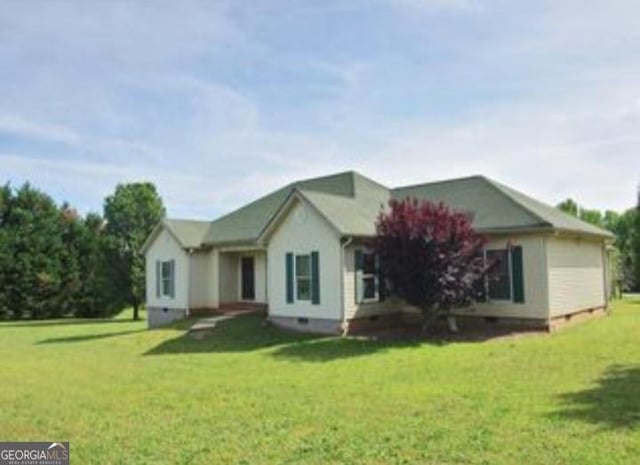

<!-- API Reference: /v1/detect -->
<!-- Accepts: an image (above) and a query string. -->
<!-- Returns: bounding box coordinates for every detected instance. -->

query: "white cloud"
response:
[0,0,638,219]
[0,114,82,145]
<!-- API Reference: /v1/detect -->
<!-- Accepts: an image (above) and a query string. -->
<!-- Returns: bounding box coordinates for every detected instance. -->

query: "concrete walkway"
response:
[188,309,258,338]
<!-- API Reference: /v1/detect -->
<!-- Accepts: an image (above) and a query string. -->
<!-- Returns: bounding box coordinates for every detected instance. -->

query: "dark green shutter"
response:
[354,249,363,304]
[285,253,294,303]
[511,246,525,303]
[156,260,161,297]
[170,259,176,298]
[311,251,320,305]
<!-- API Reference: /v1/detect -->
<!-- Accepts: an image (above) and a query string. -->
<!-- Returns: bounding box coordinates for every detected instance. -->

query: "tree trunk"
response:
[447,315,459,333]
[132,300,139,321]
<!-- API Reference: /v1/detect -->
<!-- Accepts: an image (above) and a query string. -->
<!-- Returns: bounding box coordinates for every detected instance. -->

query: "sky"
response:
[1,0,639,219]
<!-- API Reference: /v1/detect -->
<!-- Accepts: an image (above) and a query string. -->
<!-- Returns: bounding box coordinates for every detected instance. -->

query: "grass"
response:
[1,301,639,465]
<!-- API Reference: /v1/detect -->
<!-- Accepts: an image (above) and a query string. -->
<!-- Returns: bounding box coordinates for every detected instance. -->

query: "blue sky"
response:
[1,0,638,218]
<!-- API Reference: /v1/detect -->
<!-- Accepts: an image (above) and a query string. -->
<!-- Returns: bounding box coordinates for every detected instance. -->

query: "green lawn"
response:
[1,300,639,465]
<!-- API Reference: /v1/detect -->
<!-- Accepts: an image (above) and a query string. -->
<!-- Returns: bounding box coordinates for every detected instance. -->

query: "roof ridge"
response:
[486,177,613,236]
[351,171,391,191]
[209,184,291,226]
[392,174,484,192]
[298,188,352,198]
[480,177,551,227]
[165,218,211,224]
[294,170,355,185]
[211,171,357,226]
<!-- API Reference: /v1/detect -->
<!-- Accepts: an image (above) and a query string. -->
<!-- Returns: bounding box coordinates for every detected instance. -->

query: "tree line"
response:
[557,193,640,291]
[0,182,164,320]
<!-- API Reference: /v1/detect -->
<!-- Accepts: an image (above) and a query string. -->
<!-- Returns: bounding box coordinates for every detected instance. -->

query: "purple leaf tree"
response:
[372,198,489,333]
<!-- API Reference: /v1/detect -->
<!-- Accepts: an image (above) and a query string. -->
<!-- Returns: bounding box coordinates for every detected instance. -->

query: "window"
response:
[355,250,379,303]
[486,249,511,300]
[161,260,174,298]
[295,254,311,301]
[361,251,378,301]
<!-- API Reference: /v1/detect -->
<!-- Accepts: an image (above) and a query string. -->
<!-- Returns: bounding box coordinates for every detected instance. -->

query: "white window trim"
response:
[485,248,513,303]
[160,260,174,298]
[295,254,311,302]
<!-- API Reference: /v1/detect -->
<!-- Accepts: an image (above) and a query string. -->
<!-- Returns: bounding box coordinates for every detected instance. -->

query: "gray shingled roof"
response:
[392,176,612,237]
[202,171,389,245]
[156,171,612,250]
[164,219,211,248]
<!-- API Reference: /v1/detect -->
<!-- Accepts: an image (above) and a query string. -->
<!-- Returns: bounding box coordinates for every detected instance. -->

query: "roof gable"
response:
[202,171,381,245]
[140,219,210,254]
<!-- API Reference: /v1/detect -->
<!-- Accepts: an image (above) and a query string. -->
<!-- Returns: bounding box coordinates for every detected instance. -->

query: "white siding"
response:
[189,251,214,308]
[456,234,549,319]
[343,243,397,320]
[145,229,189,310]
[254,252,267,303]
[206,249,220,308]
[219,253,238,304]
[547,235,606,317]
[267,200,342,320]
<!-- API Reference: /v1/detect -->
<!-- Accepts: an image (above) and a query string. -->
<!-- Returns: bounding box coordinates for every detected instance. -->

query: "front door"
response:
[240,256,255,301]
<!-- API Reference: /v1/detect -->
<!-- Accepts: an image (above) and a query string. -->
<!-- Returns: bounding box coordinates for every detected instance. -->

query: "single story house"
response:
[141,171,614,333]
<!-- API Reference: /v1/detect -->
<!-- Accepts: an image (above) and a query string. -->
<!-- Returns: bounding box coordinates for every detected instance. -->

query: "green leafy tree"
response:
[557,198,579,217]
[603,210,620,231]
[73,213,119,317]
[604,208,637,291]
[2,184,66,319]
[0,184,12,319]
[104,183,165,320]
[579,208,603,227]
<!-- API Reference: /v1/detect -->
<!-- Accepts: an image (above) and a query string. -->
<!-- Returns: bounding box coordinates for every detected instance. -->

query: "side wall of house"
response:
[206,249,220,308]
[145,229,190,327]
[547,235,606,317]
[253,252,268,303]
[219,253,238,304]
[189,250,218,309]
[267,200,343,333]
[455,234,550,320]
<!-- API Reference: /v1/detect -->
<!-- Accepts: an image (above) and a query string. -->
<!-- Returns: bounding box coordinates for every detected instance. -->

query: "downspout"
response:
[186,248,194,317]
[340,236,353,334]
[602,241,610,311]
[542,235,550,328]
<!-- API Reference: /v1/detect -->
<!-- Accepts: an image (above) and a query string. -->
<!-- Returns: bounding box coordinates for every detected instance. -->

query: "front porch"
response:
[216,248,268,307]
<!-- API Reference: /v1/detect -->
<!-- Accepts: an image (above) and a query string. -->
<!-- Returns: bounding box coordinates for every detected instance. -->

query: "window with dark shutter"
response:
[160,259,175,298]
[355,249,380,303]
[511,246,525,303]
[155,260,161,298]
[311,251,320,305]
[285,253,294,304]
[487,249,511,300]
